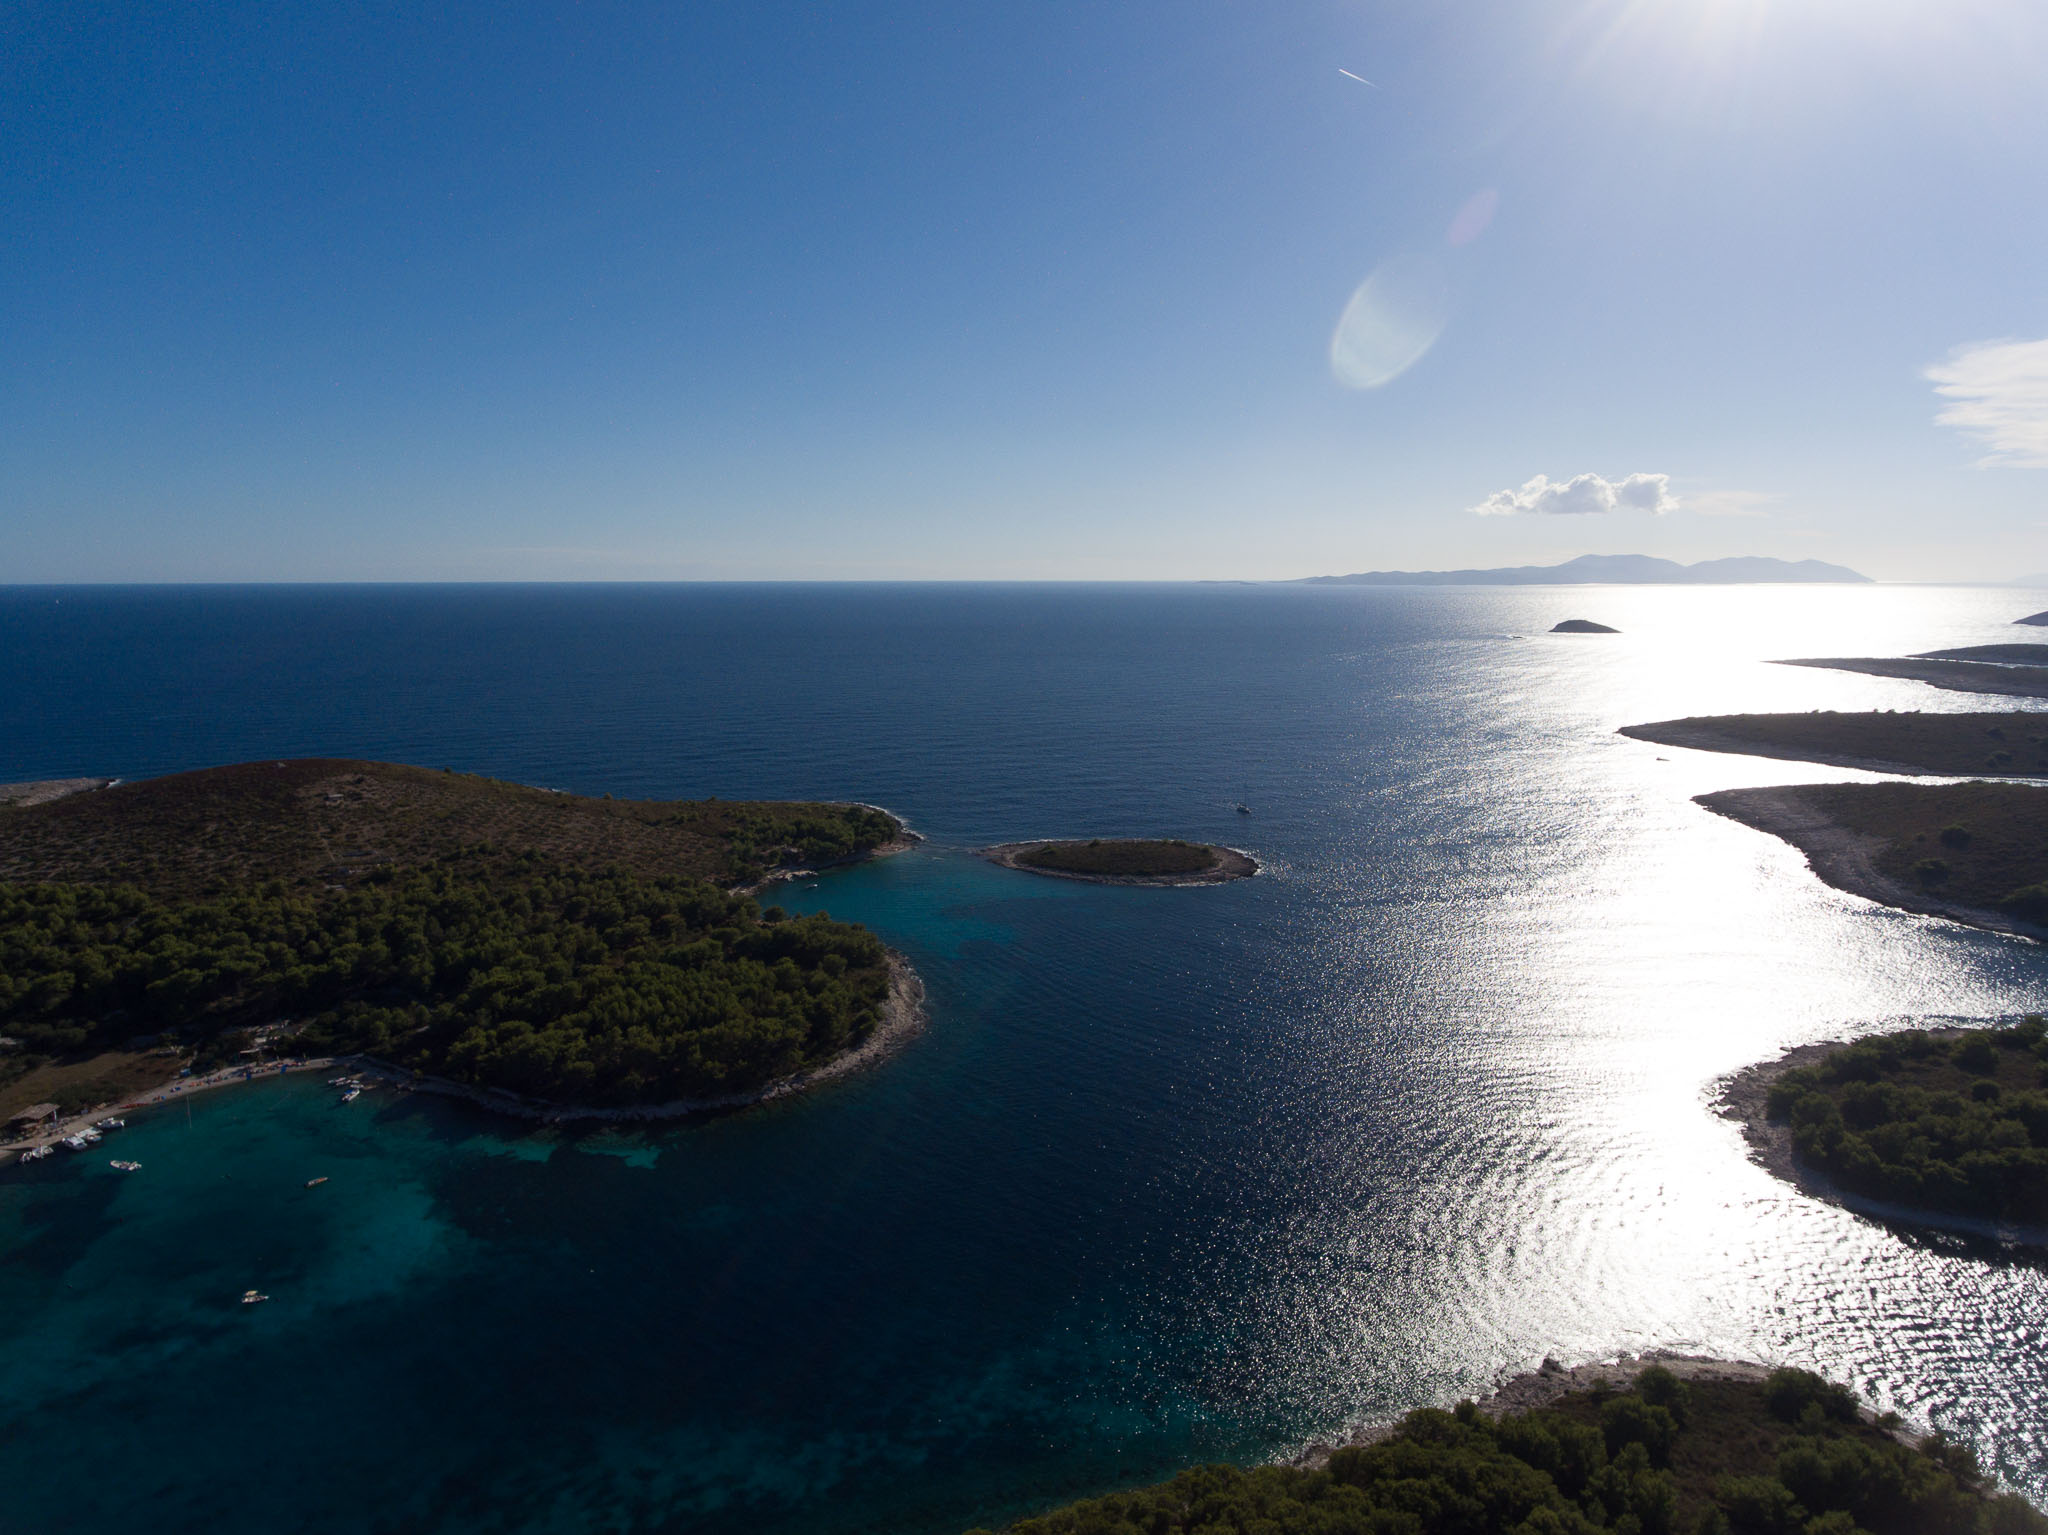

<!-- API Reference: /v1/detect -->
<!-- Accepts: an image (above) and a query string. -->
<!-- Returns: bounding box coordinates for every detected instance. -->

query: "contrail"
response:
[1338,68,1376,86]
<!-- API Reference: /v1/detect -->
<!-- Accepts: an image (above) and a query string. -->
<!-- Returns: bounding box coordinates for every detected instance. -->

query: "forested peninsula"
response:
[1724,1021,2048,1236]
[969,1361,2043,1535]
[0,760,918,1118]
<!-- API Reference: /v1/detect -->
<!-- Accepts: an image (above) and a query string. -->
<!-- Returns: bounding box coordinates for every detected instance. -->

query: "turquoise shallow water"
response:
[5,582,2048,1532]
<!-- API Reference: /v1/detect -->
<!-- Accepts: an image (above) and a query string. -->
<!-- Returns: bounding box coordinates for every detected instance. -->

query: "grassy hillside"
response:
[973,1366,2043,1535]
[1016,839,1220,876]
[1790,782,2048,922]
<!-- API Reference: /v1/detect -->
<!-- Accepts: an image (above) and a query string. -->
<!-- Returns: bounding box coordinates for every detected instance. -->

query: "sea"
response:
[3,581,2047,1535]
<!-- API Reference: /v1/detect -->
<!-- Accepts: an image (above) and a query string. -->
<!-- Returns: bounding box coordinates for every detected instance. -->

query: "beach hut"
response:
[7,1103,59,1136]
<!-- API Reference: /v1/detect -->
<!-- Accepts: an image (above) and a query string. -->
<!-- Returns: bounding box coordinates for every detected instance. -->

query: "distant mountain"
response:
[1297,553,1871,586]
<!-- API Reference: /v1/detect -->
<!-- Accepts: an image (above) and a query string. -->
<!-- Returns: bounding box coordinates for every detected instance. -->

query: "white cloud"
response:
[1470,472,1677,517]
[1927,337,2048,467]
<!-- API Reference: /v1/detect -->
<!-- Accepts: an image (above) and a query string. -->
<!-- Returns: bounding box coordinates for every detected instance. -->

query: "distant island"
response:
[971,1358,2042,1535]
[1298,553,1870,586]
[0,760,922,1126]
[1621,712,2048,779]
[1723,1019,2048,1239]
[1552,618,1619,633]
[982,838,1256,886]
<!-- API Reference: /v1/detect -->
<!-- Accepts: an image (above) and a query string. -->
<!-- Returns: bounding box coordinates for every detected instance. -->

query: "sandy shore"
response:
[980,841,1259,887]
[1292,1354,1781,1467]
[1695,785,2048,941]
[0,777,113,808]
[1716,1030,2048,1250]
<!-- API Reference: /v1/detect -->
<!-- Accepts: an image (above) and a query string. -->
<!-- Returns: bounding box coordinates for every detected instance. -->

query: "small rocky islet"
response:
[980,837,1257,886]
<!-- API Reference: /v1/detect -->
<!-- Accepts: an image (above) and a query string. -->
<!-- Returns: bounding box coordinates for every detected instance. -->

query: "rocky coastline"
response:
[1695,785,2048,941]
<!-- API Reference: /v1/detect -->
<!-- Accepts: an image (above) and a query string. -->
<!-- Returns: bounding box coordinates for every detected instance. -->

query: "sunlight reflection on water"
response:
[3,582,2048,1531]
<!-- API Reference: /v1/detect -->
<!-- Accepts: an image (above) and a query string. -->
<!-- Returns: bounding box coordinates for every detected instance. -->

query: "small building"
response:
[7,1103,59,1135]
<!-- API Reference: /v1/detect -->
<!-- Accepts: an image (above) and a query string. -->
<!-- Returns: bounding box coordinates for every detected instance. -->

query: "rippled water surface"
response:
[4,582,2048,1534]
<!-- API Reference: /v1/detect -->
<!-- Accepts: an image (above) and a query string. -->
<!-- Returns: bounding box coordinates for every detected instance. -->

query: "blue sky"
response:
[4,0,2045,581]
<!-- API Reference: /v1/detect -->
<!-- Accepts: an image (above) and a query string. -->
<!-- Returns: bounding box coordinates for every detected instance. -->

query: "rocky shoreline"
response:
[980,840,1258,886]
[1292,1354,1781,1468]
[0,777,113,808]
[351,949,928,1124]
[740,819,924,896]
[1695,785,2048,941]
[1716,1028,2048,1250]
[4,952,928,1159]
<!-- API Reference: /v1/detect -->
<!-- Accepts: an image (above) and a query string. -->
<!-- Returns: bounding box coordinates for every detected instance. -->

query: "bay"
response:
[4,581,2047,1534]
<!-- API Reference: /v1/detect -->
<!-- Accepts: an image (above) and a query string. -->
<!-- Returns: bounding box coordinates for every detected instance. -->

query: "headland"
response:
[980,838,1257,886]
[0,759,926,1133]
[1719,1019,2048,1247]
[1622,712,2048,778]
[1696,781,2048,939]
[0,777,113,808]
[978,1357,2039,1535]
[1777,656,2048,700]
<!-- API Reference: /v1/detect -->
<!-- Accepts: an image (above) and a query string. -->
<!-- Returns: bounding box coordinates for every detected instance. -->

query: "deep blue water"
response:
[5,582,2048,1534]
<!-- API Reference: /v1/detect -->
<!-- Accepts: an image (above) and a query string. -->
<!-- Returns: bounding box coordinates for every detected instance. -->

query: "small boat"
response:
[110,1160,141,1172]
[79,1127,102,1144]
[241,1289,269,1305]
[97,1118,125,1130]
[20,1145,53,1163]
[61,1134,89,1152]
[306,1176,328,1187]
[341,1087,361,1103]
[1234,803,1252,815]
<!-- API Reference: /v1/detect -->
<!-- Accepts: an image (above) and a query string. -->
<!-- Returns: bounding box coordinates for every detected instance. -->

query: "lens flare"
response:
[1329,252,1452,390]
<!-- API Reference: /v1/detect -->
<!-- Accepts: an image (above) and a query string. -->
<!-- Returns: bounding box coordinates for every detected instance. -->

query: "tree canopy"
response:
[971,1367,2043,1535]
[1767,1021,2048,1225]
[0,761,905,1106]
